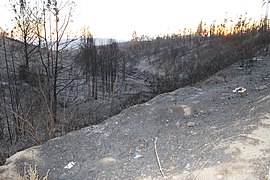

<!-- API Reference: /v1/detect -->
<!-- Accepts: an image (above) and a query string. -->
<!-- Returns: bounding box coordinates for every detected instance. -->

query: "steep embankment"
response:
[1,55,270,179]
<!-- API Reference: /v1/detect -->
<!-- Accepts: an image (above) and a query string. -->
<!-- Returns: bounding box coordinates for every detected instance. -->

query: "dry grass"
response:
[16,164,50,180]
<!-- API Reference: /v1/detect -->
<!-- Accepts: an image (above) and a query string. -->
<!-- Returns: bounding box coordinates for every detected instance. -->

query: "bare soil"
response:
[0,55,270,179]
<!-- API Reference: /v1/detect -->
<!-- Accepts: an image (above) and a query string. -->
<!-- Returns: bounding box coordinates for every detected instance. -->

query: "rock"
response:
[167,108,173,113]
[175,121,181,128]
[168,165,177,172]
[185,163,191,170]
[233,86,246,97]
[187,122,195,127]
[182,170,190,176]
[64,162,76,169]
[139,143,145,149]
[134,153,142,159]
[217,175,223,179]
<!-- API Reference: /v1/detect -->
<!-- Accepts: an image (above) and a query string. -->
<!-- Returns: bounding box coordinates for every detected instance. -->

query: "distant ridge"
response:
[60,37,128,49]
[94,38,128,45]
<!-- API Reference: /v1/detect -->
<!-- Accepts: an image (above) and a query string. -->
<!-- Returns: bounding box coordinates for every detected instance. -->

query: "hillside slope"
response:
[1,55,270,179]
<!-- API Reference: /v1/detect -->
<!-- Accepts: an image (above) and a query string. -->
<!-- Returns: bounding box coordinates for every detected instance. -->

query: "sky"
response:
[0,0,267,40]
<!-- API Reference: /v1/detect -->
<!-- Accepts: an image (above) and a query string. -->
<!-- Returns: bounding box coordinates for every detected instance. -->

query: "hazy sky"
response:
[0,0,266,40]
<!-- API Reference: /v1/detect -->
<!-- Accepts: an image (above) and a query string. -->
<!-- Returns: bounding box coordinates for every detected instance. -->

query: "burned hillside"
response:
[1,15,270,167]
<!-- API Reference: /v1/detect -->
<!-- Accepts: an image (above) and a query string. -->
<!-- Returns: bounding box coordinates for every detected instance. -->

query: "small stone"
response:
[134,154,142,159]
[187,122,195,127]
[168,165,177,172]
[185,163,191,170]
[182,170,190,175]
[175,121,181,128]
[217,175,223,179]
[233,86,246,97]
[139,144,145,149]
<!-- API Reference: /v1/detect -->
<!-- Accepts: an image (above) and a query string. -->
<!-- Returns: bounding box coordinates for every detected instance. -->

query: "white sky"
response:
[0,0,266,40]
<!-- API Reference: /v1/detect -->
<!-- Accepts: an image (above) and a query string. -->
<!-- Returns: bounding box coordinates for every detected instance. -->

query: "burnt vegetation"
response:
[1,0,270,166]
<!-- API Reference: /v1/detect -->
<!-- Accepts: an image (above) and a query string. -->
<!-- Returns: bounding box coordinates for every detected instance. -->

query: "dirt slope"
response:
[0,56,270,179]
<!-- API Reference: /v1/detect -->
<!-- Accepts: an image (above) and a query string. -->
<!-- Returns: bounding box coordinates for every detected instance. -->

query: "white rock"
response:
[187,122,195,127]
[134,154,142,159]
[185,163,191,170]
[175,121,181,128]
[217,175,223,179]
[64,161,75,169]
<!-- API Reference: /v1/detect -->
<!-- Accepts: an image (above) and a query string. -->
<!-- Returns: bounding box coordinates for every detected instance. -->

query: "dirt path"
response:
[0,56,270,179]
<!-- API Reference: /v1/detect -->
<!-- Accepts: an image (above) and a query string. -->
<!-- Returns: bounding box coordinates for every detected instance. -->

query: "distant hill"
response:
[60,37,128,49]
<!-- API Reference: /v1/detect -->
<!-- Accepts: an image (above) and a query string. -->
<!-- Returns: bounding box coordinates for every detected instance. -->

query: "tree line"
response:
[0,0,129,151]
